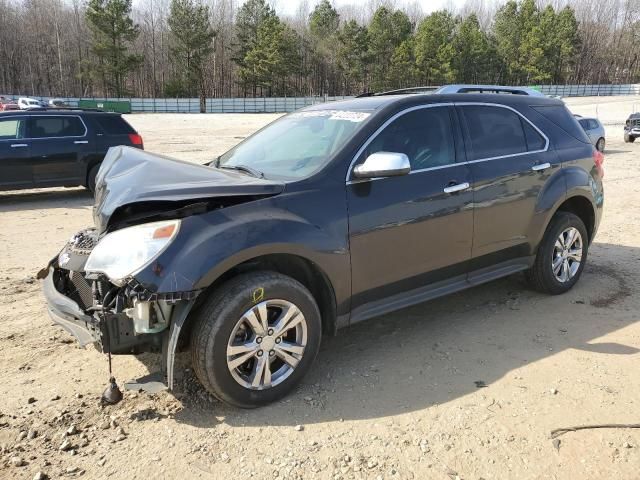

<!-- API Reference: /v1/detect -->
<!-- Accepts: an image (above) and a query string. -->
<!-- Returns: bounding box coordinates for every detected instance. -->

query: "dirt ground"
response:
[1,97,639,480]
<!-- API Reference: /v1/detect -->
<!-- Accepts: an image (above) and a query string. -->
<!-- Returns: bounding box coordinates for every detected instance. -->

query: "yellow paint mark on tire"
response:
[252,287,264,303]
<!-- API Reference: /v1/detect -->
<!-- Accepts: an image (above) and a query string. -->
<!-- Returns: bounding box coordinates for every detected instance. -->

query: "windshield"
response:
[218,109,371,180]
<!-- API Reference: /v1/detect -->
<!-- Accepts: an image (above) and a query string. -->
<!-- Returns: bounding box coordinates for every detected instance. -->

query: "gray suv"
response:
[625,113,640,143]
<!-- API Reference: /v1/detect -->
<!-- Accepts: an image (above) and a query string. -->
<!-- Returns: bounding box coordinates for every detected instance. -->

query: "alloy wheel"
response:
[226,299,307,390]
[552,227,583,283]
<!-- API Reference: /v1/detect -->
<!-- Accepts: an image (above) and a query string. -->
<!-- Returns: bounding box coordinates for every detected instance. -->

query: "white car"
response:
[48,98,68,108]
[17,97,45,110]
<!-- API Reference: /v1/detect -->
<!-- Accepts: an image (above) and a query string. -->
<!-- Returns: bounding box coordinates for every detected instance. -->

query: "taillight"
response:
[128,133,143,148]
[593,149,604,178]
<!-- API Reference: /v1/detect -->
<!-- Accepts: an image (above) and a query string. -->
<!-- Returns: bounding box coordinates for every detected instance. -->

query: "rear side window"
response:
[360,106,456,170]
[461,106,530,160]
[578,119,589,129]
[531,105,590,143]
[0,118,26,140]
[94,115,135,134]
[29,116,85,138]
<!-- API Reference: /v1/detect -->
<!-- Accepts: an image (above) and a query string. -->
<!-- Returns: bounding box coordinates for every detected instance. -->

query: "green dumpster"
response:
[78,100,131,114]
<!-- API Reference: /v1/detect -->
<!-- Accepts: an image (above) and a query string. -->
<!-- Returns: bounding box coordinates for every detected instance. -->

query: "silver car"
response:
[577,116,605,152]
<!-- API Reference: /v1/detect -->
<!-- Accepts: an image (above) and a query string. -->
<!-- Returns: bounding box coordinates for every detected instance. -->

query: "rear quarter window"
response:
[531,105,590,143]
[94,115,135,135]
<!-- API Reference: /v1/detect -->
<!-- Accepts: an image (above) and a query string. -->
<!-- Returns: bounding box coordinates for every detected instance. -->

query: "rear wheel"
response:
[525,212,588,295]
[596,137,605,152]
[86,164,100,194]
[190,271,322,408]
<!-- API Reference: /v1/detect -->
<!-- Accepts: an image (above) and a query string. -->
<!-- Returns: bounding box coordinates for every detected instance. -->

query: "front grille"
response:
[633,119,640,128]
[69,271,94,310]
[68,229,98,256]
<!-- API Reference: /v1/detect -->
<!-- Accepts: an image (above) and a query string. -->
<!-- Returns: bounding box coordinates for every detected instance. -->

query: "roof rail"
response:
[376,86,440,96]
[356,84,545,98]
[434,84,546,97]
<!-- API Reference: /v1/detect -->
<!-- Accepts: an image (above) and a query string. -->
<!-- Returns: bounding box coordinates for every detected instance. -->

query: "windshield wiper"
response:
[218,164,264,178]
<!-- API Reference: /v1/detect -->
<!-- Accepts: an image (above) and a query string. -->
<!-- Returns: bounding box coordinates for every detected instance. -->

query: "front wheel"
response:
[86,164,100,194]
[624,134,635,143]
[190,271,322,408]
[525,212,588,295]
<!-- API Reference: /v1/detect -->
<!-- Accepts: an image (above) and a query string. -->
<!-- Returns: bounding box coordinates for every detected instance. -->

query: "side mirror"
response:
[353,152,411,179]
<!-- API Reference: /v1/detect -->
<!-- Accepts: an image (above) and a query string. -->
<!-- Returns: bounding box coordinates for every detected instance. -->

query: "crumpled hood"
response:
[93,146,285,233]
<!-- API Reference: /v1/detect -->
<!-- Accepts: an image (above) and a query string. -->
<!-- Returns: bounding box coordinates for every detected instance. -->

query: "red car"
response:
[0,97,19,111]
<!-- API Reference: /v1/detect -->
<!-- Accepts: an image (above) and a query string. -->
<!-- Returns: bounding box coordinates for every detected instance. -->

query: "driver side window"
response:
[360,107,456,171]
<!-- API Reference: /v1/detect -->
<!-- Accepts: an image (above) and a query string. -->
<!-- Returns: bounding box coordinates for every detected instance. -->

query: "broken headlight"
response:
[85,220,180,285]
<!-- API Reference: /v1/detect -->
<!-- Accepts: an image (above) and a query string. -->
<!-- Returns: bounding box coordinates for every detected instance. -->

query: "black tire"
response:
[190,271,322,408]
[596,137,605,152]
[86,164,100,194]
[624,134,635,143]
[525,212,588,295]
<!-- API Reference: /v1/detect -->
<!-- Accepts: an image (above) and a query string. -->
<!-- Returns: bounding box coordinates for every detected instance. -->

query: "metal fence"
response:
[7,84,640,113]
[7,95,354,113]
[535,84,640,97]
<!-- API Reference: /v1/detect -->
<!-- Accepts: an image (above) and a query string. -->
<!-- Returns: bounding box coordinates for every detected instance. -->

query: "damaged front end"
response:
[41,227,200,391]
[40,146,287,396]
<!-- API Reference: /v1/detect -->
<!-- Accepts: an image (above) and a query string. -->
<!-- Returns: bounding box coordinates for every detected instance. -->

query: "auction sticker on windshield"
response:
[290,110,371,122]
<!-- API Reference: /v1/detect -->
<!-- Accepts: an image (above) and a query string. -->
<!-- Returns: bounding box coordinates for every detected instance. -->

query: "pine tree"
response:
[415,10,457,85]
[85,0,142,97]
[234,0,275,95]
[337,20,369,94]
[167,0,215,112]
[452,14,498,84]
[240,15,301,96]
[493,0,521,83]
[388,38,418,89]
[308,0,340,95]
[368,7,412,91]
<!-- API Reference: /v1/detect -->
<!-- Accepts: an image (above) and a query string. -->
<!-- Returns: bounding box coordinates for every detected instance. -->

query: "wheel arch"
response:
[554,195,596,243]
[182,253,339,349]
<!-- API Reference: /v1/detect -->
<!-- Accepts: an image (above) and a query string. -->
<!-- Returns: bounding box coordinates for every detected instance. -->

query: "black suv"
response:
[41,92,603,408]
[0,110,143,193]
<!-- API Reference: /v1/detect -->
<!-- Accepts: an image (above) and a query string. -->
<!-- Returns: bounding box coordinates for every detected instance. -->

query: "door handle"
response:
[10,143,28,148]
[531,162,551,172]
[74,140,88,144]
[443,182,470,194]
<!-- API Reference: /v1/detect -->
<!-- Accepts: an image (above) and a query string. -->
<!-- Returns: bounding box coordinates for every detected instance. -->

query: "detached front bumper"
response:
[42,267,101,347]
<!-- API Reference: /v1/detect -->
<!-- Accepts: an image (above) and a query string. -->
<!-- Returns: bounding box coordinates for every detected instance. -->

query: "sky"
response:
[274,0,472,18]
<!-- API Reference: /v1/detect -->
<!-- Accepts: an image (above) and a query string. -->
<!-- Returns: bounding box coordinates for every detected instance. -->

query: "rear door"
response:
[457,103,558,272]
[0,116,31,189]
[27,115,91,187]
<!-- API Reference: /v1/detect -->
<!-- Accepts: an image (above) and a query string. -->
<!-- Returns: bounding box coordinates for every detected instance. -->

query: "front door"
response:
[347,105,474,318]
[27,115,89,187]
[0,116,32,189]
